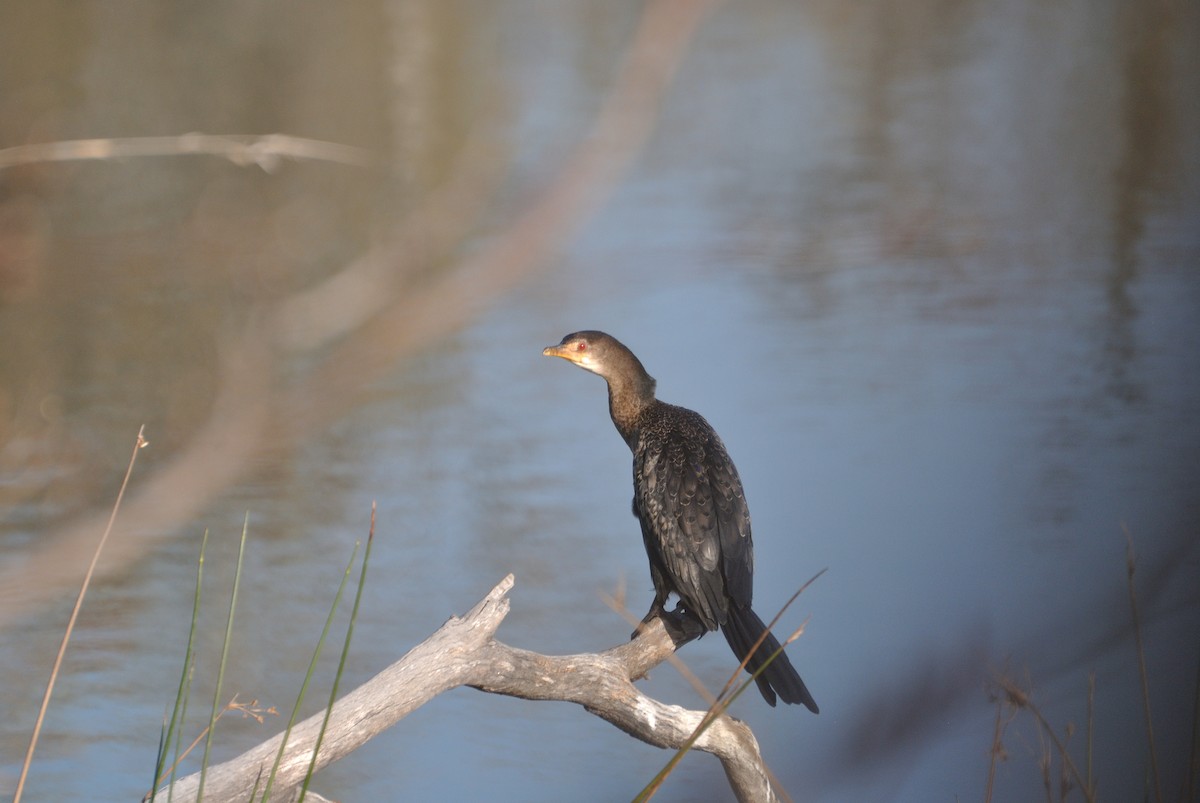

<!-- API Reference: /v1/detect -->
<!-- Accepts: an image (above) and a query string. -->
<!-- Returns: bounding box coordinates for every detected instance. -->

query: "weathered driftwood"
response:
[155,574,779,803]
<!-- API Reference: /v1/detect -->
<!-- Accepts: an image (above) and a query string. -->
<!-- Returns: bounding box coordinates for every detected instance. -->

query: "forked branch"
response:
[155,574,779,803]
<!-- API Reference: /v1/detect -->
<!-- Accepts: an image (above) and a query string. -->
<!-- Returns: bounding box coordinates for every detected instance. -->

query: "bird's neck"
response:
[606,371,656,448]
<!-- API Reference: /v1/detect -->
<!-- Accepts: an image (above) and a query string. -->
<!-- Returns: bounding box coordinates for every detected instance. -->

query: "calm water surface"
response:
[1,2,1197,801]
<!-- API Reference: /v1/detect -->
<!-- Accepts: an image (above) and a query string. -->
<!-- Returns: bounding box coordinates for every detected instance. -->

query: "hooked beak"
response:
[543,343,596,373]
[542,344,577,362]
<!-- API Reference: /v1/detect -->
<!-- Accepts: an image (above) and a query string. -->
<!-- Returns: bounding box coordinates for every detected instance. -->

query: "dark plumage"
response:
[543,330,818,711]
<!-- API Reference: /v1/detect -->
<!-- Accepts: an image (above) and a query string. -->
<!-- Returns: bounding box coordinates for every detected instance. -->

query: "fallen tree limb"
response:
[155,574,779,803]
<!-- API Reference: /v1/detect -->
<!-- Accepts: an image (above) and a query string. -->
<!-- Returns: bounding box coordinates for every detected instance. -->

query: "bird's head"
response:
[542,330,609,375]
[542,330,655,397]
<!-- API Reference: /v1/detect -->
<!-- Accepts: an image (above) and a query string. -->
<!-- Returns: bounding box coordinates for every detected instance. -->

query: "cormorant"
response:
[543,330,818,711]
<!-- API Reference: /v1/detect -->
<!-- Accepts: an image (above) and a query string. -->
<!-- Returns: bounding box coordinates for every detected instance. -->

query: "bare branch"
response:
[156,575,781,803]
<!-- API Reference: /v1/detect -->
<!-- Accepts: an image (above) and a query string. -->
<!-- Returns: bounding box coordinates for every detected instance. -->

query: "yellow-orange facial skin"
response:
[542,341,597,372]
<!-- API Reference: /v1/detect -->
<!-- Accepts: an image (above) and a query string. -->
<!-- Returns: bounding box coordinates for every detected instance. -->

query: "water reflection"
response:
[1107,0,1176,408]
[1,1,1198,801]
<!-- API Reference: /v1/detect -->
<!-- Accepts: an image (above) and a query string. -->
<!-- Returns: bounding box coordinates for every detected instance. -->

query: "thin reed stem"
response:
[597,585,716,706]
[261,528,363,802]
[985,695,1005,803]
[995,675,1096,803]
[635,620,808,803]
[298,504,376,802]
[1124,526,1162,803]
[197,515,250,802]
[150,529,209,801]
[717,569,826,704]
[13,426,147,803]
[635,568,824,803]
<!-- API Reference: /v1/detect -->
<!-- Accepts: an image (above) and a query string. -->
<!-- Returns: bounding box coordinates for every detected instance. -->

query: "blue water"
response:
[2,2,1198,802]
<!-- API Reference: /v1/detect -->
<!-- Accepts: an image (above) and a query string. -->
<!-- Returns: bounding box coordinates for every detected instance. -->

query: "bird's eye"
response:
[575,342,587,352]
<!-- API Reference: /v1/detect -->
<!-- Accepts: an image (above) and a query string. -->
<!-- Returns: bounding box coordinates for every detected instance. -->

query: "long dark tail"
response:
[722,605,819,712]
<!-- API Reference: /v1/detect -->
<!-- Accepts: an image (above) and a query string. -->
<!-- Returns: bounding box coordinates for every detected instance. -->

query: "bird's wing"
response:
[634,407,754,627]
[704,429,754,608]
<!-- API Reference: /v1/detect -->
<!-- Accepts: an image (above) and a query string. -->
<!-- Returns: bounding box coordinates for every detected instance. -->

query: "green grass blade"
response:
[149,712,169,802]
[168,660,196,803]
[635,568,824,803]
[260,539,361,802]
[151,528,208,802]
[246,766,264,802]
[633,633,800,803]
[299,505,376,802]
[197,515,250,802]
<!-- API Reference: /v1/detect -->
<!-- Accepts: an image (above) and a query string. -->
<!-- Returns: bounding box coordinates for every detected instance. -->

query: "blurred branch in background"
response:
[0,133,374,172]
[0,0,722,628]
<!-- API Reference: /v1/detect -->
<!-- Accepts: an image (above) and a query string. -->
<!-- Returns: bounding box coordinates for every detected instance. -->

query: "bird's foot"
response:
[666,605,707,645]
[630,603,666,641]
[631,603,705,647]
